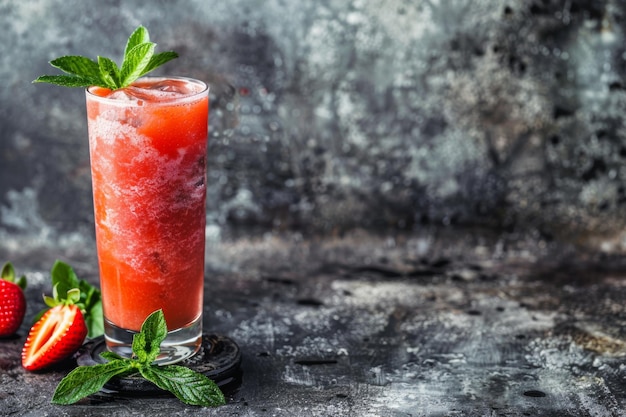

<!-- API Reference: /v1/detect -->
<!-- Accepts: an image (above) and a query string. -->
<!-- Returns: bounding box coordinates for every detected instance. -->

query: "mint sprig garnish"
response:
[51,310,226,408]
[33,26,178,90]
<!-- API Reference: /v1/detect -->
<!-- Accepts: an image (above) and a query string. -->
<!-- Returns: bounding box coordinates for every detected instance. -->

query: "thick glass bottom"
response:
[104,314,202,365]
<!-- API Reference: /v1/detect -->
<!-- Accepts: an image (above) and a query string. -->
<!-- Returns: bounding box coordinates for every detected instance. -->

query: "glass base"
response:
[104,315,202,365]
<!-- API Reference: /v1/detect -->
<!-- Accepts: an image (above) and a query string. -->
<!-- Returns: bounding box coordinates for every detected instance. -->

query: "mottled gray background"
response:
[2,2,626,416]
[2,0,626,251]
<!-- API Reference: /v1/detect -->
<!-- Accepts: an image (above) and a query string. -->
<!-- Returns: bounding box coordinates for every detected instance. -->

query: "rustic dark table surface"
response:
[1,228,625,416]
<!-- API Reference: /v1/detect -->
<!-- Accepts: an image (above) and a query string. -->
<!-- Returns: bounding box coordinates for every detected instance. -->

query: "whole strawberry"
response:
[0,262,27,337]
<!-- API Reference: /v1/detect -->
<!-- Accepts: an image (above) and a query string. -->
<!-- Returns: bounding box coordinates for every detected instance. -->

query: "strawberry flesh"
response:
[22,304,88,371]
[0,280,26,336]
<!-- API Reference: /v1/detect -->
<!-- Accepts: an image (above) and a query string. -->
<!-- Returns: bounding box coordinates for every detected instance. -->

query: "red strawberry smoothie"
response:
[87,77,209,332]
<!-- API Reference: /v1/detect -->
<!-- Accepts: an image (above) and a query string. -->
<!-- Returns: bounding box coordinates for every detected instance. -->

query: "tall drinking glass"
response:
[86,76,209,364]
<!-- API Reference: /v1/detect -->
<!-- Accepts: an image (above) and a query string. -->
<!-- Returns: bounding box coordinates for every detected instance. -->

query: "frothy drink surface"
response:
[90,78,205,102]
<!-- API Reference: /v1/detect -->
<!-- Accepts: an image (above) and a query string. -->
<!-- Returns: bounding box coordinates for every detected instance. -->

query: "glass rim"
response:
[85,76,209,107]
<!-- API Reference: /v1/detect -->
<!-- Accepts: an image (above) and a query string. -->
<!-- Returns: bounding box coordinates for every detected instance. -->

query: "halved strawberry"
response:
[0,262,27,337]
[22,261,103,371]
[22,303,87,371]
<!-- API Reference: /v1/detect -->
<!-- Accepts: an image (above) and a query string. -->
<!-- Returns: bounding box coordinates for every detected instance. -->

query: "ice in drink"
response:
[86,77,209,362]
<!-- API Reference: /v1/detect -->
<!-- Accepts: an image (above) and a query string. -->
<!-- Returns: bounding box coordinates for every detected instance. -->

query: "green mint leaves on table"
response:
[51,310,226,407]
[33,25,178,90]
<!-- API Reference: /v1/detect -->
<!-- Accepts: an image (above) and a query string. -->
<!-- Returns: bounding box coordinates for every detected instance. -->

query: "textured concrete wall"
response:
[2,0,626,250]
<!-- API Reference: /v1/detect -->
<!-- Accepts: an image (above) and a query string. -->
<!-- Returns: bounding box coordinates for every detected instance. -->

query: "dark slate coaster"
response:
[76,334,242,396]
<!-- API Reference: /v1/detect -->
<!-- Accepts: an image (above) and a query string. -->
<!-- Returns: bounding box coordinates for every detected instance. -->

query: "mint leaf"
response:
[97,56,120,89]
[51,360,134,405]
[50,56,101,82]
[85,299,104,338]
[51,260,80,300]
[100,351,124,361]
[120,42,155,88]
[125,25,150,57]
[32,75,95,88]
[132,309,168,364]
[141,51,179,76]
[78,276,103,338]
[33,25,178,89]
[141,365,226,407]
[132,333,149,363]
